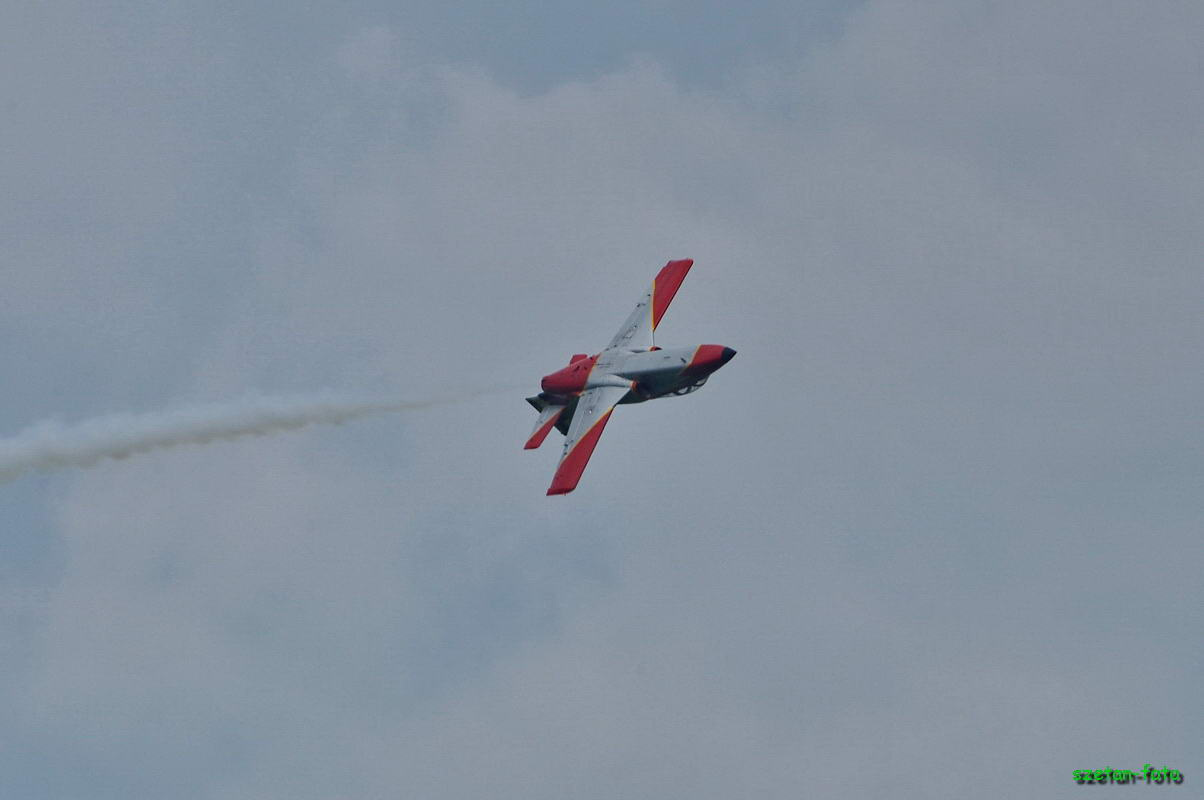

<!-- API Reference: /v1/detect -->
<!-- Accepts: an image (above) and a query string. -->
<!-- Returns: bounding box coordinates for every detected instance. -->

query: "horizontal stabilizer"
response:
[524,403,564,450]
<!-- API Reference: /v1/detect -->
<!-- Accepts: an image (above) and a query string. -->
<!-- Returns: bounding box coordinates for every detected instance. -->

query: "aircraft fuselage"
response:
[535,344,736,425]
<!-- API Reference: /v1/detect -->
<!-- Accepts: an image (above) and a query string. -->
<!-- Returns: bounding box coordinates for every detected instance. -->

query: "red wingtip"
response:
[651,259,693,330]
[545,410,614,496]
[524,409,562,450]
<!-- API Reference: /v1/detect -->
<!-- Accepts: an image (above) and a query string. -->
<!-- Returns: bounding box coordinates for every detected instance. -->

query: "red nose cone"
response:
[541,354,597,394]
[688,344,737,373]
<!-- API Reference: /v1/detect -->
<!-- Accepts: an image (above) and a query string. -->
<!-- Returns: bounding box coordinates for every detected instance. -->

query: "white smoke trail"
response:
[0,392,478,484]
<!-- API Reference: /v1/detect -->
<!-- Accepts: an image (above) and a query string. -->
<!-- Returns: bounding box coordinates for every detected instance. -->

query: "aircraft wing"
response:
[607,258,693,350]
[546,383,631,495]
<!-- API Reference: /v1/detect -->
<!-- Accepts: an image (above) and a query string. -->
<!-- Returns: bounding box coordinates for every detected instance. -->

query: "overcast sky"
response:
[2,1,1201,798]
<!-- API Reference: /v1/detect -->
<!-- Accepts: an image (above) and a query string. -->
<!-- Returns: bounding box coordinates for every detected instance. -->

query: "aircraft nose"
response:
[686,345,736,374]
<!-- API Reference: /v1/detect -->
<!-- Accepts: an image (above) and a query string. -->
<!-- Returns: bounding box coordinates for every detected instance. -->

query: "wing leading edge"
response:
[546,383,631,495]
[607,259,693,350]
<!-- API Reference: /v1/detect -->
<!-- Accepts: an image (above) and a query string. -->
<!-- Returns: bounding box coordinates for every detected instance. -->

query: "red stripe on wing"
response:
[546,410,614,495]
[650,258,693,331]
[523,408,562,450]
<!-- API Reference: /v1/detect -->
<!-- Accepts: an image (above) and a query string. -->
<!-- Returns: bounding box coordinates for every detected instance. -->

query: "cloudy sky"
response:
[2,1,1200,797]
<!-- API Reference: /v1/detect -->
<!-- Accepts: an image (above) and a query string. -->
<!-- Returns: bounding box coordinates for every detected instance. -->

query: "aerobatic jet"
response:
[525,259,736,495]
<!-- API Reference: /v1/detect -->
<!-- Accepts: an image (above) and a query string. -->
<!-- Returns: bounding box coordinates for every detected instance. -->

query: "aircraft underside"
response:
[527,372,709,434]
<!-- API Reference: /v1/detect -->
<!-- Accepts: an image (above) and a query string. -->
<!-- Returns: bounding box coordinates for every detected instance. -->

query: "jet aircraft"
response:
[525,259,736,495]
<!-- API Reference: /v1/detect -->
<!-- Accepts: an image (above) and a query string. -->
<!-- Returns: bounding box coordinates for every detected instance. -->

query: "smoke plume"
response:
[0,393,467,483]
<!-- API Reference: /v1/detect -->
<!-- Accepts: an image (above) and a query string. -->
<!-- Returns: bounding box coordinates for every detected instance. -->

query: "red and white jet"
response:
[525,259,736,495]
